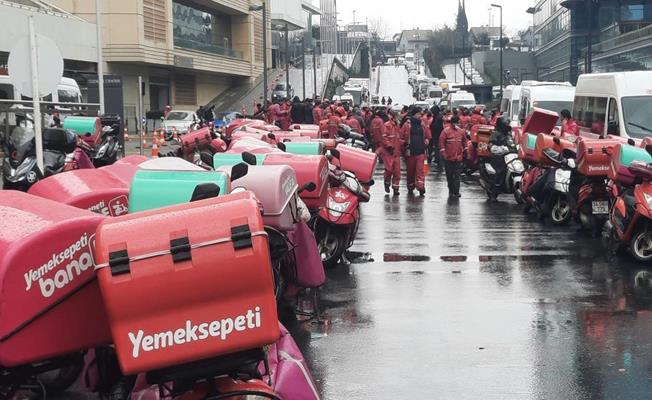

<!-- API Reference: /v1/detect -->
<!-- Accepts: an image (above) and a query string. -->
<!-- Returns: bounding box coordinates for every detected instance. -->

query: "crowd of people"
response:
[251,96,509,198]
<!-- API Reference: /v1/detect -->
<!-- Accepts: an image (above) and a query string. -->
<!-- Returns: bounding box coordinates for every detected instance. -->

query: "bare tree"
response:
[368,18,390,40]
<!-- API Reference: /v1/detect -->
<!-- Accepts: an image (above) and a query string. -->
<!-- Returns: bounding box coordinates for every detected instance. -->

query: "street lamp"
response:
[525,6,540,52]
[249,2,268,103]
[491,3,503,101]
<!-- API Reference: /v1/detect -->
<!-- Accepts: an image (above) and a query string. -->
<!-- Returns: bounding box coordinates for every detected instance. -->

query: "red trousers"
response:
[406,154,426,191]
[381,150,400,189]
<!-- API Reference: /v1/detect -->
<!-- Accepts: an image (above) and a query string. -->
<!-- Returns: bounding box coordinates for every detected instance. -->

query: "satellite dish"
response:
[335,86,345,96]
[8,33,63,98]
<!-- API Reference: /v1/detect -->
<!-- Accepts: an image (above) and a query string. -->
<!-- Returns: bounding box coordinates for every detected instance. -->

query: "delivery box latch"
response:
[231,225,253,250]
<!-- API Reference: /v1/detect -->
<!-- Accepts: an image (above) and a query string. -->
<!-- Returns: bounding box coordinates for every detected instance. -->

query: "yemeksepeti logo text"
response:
[128,307,263,359]
[24,233,93,298]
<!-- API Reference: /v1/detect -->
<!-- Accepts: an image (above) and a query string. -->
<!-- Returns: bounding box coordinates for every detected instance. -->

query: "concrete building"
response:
[532,0,652,84]
[319,0,337,54]
[397,29,432,59]
[0,0,98,97]
[49,0,272,121]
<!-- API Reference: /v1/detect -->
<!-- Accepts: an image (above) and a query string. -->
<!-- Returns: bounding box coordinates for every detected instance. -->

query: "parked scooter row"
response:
[3,117,377,398]
[468,107,652,263]
[2,114,123,190]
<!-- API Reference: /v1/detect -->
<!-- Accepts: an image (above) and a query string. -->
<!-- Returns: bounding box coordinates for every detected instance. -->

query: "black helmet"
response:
[495,114,511,133]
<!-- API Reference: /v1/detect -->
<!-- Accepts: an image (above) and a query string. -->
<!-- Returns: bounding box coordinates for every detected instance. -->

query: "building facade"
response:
[319,0,336,54]
[50,0,270,121]
[0,0,98,98]
[397,29,432,59]
[532,0,652,84]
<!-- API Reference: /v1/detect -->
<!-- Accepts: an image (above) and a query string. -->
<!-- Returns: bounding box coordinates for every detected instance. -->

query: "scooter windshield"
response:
[9,126,35,159]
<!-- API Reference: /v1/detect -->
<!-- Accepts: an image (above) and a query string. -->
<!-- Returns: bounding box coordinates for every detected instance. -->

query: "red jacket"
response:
[313,107,324,125]
[439,125,468,162]
[319,118,329,137]
[470,113,488,126]
[562,118,580,136]
[460,115,472,130]
[400,119,431,151]
[370,116,385,145]
[327,115,341,138]
[382,120,402,152]
[345,116,362,133]
[421,115,433,141]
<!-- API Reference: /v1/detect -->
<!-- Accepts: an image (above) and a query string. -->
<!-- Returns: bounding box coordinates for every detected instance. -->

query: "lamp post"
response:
[491,3,503,100]
[249,2,268,103]
[525,6,540,52]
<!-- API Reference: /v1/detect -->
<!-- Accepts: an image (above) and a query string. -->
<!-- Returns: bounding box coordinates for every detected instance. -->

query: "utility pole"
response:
[95,0,105,115]
[250,2,268,103]
[302,35,306,99]
[285,24,290,99]
[491,4,503,100]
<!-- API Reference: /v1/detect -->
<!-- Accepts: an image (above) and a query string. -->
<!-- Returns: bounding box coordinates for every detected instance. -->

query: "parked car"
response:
[162,110,199,139]
[272,83,294,102]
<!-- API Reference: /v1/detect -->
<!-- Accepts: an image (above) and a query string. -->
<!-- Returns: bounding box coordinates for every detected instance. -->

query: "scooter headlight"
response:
[95,143,108,159]
[328,198,350,217]
[644,193,652,209]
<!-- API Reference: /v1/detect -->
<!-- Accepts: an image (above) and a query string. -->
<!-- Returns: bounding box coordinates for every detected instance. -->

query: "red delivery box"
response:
[28,168,130,216]
[576,138,624,177]
[93,191,279,374]
[0,192,110,367]
[332,145,378,184]
[534,133,576,167]
[264,153,329,210]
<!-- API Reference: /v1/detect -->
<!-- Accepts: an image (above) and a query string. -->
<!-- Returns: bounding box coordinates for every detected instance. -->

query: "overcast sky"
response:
[333,0,535,38]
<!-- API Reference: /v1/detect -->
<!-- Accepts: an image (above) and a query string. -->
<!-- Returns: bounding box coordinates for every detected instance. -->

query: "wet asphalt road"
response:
[290,164,652,400]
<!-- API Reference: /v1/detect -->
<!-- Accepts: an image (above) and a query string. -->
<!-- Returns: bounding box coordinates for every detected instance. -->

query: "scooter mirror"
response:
[267,133,276,141]
[562,149,576,160]
[277,142,287,152]
[242,152,257,165]
[190,183,220,202]
[553,136,561,145]
[330,149,341,159]
[231,162,249,181]
[199,151,215,167]
[628,138,636,146]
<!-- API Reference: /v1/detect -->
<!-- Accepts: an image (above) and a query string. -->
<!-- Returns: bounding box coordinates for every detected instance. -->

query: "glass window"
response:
[166,111,191,120]
[574,96,607,133]
[532,100,574,124]
[511,100,520,120]
[500,98,509,113]
[0,83,13,100]
[173,1,240,58]
[622,96,652,138]
[608,98,620,135]
[57,89,79,103]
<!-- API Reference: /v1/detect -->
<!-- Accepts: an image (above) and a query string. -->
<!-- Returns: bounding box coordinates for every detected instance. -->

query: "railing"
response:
[591,24,652,54]
[173,37,243,59]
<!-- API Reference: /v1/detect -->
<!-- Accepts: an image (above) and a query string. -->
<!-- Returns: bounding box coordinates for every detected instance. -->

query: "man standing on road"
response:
[429,106,445,170]
[401,108,430,196]
[370,110,386,152]
[382,111,402,195]
[439,115,468,197]
[312,100,323,124]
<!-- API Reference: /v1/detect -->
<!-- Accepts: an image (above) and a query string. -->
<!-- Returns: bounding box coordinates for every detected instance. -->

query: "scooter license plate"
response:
[592,201,609,215]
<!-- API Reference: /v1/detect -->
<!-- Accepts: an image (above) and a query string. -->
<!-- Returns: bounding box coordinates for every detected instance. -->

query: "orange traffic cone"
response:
[172,128,179,142]
[152,130,159,146]
[151,142,159,157]
[123,127,129,142]
[159,128,166,146]
[142,130,148,149]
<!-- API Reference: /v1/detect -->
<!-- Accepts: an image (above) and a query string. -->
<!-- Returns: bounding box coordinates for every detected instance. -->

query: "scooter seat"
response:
[542,148,563,164]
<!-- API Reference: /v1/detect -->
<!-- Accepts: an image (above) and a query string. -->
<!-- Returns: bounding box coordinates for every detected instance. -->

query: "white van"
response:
[0,75,81,104]
[426,85,443,106]
[449,90,476,110]
[518,83,575,124]
[573,71,652,139]
[500,85,522,125]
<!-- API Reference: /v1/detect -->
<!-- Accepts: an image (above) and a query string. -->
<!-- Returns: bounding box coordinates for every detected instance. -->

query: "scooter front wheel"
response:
[631,227,652,262]
[550,194,571,225]
[314,220,347,268]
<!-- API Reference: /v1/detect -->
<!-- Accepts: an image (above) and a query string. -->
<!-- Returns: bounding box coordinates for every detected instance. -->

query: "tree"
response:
[475,32,491,46]
[368,18,390,41]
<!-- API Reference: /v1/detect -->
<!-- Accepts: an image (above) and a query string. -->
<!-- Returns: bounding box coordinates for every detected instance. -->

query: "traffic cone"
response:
[159,128,166,146]
[151,142,159,157]
[152,130,159,146]
[123,127,129,142]
[142,136,148,149]
[172,128,179,143]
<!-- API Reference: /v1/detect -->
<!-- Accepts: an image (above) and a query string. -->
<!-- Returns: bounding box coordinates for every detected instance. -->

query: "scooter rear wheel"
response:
[631,228,652,262]
[314,220,347,268]
[550,195,571,225]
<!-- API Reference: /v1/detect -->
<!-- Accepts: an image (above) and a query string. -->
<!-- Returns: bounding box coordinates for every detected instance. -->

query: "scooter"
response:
[533,148,577,225]
[478,142,525,202]
[602,160,652,262]
[314,149,371,267]
[569,174,610,237]
[91,124,122,167]
[2,126,77,191]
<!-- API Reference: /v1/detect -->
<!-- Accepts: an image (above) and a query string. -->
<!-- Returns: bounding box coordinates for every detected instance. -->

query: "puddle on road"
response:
[383,253,431,262]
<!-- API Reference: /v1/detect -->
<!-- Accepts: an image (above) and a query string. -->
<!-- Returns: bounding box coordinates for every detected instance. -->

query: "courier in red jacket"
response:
[470,107,488,126]
[382,111,403,195]
[401,108,430,196]
[560,109,580,136]
[370,111,386,152]
[439,115,468,197]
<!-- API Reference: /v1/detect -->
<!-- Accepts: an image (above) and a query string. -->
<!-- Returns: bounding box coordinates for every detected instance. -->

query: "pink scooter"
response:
[314,149,371,267]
